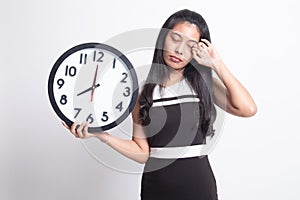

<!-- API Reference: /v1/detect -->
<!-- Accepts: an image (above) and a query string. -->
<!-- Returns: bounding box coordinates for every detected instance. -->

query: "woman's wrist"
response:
[97,132,110,144]
[212,58,227,75]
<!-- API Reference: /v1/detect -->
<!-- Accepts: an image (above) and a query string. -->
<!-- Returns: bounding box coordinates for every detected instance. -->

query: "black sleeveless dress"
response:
[140,79,218,200]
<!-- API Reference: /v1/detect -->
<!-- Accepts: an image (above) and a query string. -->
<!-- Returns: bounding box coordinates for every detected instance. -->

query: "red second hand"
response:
[90,65,98,102]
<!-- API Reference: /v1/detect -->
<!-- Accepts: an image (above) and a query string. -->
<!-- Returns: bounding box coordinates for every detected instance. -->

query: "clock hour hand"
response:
[77,83,100,96]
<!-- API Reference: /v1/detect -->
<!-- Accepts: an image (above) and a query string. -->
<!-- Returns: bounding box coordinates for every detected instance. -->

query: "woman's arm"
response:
[192,39,257,117]
[96,96,150,164]
[64,94,150,164]
[212,61,257,117]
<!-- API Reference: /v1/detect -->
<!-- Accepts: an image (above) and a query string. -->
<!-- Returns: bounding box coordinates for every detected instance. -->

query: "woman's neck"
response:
[165,70,184,86]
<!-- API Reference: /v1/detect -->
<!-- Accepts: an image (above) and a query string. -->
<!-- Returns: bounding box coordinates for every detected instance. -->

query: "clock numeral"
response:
[123,87,131,97]
[60,95,67,105]
[74,108,82,118]
[86,113,94,124]
[57,79,65,89]
[115,102,123,112]
[80,53,87,64]
[65,65,77,77]
[121,72,128,83]
[101,111,109,122]
[112,58,116,69]
[93,51,104,62]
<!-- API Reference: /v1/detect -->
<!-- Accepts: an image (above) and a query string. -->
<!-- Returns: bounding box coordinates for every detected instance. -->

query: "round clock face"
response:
[48,43,138,132]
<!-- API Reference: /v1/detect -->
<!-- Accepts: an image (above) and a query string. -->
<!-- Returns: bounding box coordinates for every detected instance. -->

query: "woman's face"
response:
[163,21,200,73]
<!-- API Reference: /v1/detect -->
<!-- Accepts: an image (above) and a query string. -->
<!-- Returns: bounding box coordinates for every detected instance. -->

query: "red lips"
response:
[170,55,182,63]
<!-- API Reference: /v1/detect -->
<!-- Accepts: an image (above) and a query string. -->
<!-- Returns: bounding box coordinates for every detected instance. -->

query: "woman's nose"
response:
[175,42,184,55]
[175,49,183,55]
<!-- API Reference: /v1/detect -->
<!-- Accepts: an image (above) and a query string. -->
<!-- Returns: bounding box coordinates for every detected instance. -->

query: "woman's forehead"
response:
[170,22,200,42]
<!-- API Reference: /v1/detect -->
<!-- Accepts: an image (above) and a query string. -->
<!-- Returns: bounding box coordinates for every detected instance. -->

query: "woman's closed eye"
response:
[170,32,182,42]
[187,41,198,49]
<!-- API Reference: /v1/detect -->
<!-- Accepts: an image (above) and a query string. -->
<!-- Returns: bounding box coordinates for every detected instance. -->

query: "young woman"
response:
[63,9,257,200]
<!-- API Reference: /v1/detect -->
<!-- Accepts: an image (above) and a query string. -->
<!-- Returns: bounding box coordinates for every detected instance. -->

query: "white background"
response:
[1,0,300,199]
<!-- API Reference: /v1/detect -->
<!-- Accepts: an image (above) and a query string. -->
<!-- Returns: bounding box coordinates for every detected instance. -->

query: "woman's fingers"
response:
[200,38,211,47]
[191,44,215,68]
[61,121,70,130]
[61,120,92,139]
[192,39,220,70]
[192,47,199,58]
[199,42,206,49]
[76,122,84,138]
[192,45,206,58]
[61,121,91,139]
[83,121,89,136]
[70,122,80,138]
[198,42,210,53]
[76,121,91,139]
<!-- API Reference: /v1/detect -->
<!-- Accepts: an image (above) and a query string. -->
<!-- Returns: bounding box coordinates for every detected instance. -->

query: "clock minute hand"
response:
[77,83,100,96]
[91,65,99,102]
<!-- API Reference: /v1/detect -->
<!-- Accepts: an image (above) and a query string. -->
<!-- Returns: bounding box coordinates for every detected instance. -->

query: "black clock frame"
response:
[48,43,139,132]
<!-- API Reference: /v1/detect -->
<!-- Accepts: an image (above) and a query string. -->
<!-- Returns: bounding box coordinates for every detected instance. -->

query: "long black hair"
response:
[139,9,216,139]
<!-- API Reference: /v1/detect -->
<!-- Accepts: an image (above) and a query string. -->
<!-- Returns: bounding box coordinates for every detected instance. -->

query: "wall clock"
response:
[48,43,138,132]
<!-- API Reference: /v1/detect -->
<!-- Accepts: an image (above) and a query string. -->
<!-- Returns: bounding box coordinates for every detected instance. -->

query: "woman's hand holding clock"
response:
[61,121,93,139]
[61,120,110,143]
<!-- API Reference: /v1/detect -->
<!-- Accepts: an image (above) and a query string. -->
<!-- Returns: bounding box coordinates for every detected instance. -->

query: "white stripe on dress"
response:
[152,78,200,107]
